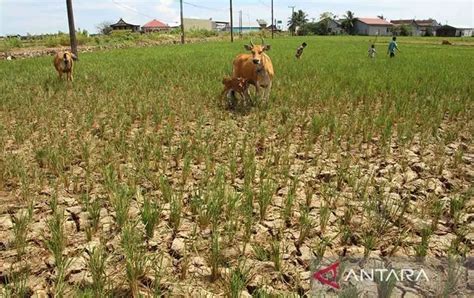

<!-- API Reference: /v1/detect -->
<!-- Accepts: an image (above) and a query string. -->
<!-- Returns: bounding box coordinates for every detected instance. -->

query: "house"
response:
[110,18,140,32]
[354,18,393,36]
[390,19,439,36]
[213,21,230,32]
[391,19,419,35]
[457,28,473,37]
[142,19,169,33]
[415,19,439,36]
[6,34,21,39]
[436,25,457,37]
[437,25,474,37]
[231,26,261,33]
[183,18,213,31]
[183,18,231,32]
[266,24,282,32]
[318,18,343,35]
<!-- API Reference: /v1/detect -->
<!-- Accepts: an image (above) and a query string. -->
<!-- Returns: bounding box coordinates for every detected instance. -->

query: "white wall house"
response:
[354,18,393,36]
[458,28,473,37]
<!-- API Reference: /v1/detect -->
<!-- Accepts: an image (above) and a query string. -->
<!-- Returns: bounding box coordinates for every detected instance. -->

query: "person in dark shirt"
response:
[295,42,307,59]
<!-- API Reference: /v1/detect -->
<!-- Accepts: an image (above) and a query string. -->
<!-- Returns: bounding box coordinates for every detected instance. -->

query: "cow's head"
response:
[236,77,249,90]
[63,52,78,65]
[244,38,271,65]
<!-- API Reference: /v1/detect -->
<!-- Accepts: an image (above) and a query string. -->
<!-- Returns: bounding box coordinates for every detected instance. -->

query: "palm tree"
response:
[341,10,357,35]
[320,12,336,21]
[288,10,308,35]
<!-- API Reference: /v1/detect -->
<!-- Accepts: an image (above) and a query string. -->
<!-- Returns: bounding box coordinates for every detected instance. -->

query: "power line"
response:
[174,0,227,12]
[111,0,156,20]
[258,0,270,8]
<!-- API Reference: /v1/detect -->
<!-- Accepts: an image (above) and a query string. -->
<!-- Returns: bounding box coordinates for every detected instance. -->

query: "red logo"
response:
[313,261,340,289]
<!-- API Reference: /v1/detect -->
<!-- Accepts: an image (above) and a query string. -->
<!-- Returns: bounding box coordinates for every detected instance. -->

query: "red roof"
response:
[143,19,168,28]
[358,18,393,26]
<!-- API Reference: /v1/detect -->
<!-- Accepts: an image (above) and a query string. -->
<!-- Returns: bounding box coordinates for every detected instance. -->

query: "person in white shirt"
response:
[368,44,376,58]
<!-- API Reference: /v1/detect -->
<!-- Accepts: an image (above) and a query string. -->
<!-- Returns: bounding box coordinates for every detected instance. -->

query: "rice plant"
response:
[87,245,108,296]
[139,190,161,239]
[11,202,33,259]
[45,196,71,297]
[121,221,149,297]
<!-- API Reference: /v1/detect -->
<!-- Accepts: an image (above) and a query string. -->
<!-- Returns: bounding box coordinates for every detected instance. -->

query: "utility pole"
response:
[289,6,296,15]
[288,6,296,36]
[230,0,234,42]
[239,10,243,38]
[271,0,274,39]
[180,0,185,44]
[66,0,78,57]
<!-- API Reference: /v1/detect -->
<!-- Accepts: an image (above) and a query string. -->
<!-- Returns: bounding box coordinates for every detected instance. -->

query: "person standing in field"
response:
[368,44,376,58]
[387,36,400,58]
[295,42,307,59]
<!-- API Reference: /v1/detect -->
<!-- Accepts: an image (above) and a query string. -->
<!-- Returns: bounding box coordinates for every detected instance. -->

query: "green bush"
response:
[400,25,412,36]
[186,29,218,38]
[0,38,22,52]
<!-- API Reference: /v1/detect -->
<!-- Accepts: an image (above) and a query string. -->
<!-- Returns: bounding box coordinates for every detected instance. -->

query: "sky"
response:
[0,0,473,35]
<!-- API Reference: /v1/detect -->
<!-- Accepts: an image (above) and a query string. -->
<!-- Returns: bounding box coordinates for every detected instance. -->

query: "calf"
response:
[232,39,274,101]
[221,76,250,99]
[53,51,77,82]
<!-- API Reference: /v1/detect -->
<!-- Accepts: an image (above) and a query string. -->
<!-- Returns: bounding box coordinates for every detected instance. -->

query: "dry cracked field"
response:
[0,36,473,297]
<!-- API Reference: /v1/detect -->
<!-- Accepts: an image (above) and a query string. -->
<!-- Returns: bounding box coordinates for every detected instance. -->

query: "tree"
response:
[424,28,434,36]
[96,21,113,35]
[318,19,330,35]
[341,11,357,35]
[320,12,336,20]
[288,10,308,35]
[299,23,317,36]
[314,22,329,35]
[400,24,412,36]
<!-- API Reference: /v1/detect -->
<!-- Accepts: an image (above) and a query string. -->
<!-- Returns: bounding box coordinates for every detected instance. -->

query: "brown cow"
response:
[53,51,77,82]
[232,38,274,101]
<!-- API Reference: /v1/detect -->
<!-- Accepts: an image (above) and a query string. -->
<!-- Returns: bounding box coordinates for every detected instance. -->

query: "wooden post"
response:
[271,0,274,39]
[239,10,243,38]
[180,0,185,44]
[230,0,234,42]
[66,0,78,56]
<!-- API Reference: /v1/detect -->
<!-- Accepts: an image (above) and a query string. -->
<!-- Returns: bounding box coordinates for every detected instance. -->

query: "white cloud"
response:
[156,0,179,23]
